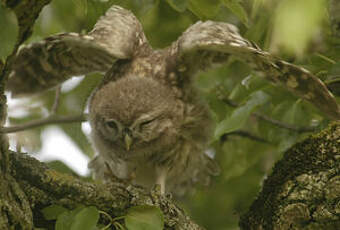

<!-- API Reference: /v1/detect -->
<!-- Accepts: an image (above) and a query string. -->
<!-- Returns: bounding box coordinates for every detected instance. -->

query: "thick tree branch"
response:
[240,121,340,229]
[8,151,203,230]
[0,1,53,229]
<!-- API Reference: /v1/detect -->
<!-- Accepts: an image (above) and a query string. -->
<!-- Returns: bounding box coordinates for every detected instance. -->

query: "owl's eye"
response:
[105,120,119,134]
[106,120,117,129]
[139,118,156,129]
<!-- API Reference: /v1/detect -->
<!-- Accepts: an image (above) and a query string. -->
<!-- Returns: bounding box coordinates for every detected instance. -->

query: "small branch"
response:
[219,97,316,133]
[252,112,316,132]
[1,114,88,134]
[220,130,271,144]
[51,86,62,114]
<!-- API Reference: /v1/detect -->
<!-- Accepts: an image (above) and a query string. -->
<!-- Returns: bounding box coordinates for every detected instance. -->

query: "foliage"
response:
[41,204,163,230]
[125,205,164,230]
[1,0,339,229]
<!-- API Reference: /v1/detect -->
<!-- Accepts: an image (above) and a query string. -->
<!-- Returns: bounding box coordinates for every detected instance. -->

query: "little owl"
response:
[7,5,339,194]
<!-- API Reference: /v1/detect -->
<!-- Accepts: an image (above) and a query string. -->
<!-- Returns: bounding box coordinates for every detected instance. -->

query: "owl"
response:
[7,5,339,194]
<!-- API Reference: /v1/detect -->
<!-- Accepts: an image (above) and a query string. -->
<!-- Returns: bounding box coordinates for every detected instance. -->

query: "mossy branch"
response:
[240,121,340,229]
[8,150,204,230]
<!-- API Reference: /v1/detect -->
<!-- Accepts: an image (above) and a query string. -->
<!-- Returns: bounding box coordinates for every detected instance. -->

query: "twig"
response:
[221,130,272,144]
[0,114,88,133]
[220,97,316,133]
[252,112,316,132]
[51,86,62,114]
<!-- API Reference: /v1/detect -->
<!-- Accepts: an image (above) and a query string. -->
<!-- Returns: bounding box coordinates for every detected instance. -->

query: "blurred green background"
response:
[1,0,339,229]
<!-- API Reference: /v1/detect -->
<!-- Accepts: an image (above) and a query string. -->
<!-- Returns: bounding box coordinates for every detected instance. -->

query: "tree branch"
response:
[0,1,53,229]
[252,112,316,133]
[240,121,340,229]
[220,130,271,144]
[1,114,88,133]
[8,151,204,230]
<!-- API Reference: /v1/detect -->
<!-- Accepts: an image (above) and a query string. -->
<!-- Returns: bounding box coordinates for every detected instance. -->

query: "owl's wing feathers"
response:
[7,33,116,96]
[89,5,148,59]
[177,21,340,120]
[8,6,147,97]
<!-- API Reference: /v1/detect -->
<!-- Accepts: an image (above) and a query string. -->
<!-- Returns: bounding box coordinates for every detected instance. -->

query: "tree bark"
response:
[0,1,52,229]
[2,122,338,230]
[240,121,340,230]
[2,150,203,230]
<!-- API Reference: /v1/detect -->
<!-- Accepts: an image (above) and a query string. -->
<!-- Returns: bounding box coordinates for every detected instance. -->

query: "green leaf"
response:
[56,211,74,230]
[41,205,68,221]
[215,90,270,138]
[166,0,188,12]
[125,205,164,230]
[229,74,268,102]
[188,0,221,19]
[55,206,84,230]
[222,0,249,27]
[70,206,99,230]
[251,0,266,18]
[72,0,88,15]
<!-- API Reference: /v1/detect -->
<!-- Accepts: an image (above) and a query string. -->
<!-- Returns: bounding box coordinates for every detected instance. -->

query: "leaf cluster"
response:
[41,204,163,230]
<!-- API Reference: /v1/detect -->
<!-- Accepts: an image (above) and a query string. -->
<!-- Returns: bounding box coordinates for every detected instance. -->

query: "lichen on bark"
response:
[240,121,340,230]
[8,151,203,230]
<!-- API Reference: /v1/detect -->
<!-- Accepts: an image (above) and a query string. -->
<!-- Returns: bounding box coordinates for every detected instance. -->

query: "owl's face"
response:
[89,75,183,159]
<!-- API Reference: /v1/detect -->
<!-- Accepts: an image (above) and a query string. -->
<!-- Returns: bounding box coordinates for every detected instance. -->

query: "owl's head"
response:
[89,75,183,159]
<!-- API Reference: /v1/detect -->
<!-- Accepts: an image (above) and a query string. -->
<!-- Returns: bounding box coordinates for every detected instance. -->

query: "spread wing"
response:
[175,21,340,120]
[7,5,148,97]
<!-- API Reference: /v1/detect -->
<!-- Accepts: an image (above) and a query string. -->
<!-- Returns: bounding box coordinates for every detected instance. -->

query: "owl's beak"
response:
[124,134,133,151]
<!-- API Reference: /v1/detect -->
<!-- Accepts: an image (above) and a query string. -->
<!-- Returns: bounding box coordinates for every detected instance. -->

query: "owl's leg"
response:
[156,167,167,194]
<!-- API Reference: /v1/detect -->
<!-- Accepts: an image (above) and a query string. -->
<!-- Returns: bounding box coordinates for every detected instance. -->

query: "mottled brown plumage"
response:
[89,73,215,193]
[88,42,218,193]
[7,5,340,194]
